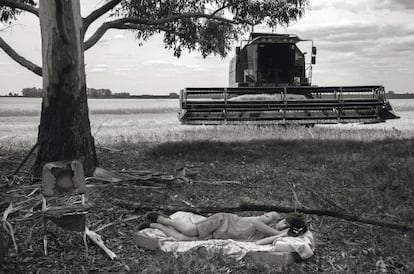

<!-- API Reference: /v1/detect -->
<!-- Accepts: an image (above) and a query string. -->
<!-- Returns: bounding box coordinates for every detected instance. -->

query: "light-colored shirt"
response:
[210,213,266,241]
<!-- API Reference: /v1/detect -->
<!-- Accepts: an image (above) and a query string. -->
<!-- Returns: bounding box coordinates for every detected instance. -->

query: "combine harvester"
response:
[179,33,399,125]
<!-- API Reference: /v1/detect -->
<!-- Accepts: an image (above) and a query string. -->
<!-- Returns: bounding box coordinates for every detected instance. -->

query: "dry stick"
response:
[95,215,141,232]
[303,184,348,212]
[24,224,36,249]
[113,199,414,233]
[193,180,243,186]
[85,227,117,260]
[97,146,122,152]
[25,187,39,198]
[291,184,304,210]
[13,142,38,175]
[2,203,18,252]
[114,198,242,214]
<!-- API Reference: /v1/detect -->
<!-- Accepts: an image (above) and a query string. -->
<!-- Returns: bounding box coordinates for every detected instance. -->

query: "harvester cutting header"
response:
[179,33,399,125]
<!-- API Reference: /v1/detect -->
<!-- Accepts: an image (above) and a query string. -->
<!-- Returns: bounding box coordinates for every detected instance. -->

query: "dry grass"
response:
[2,137,414,273]
[1,122,414,151]
[95,124,414,145]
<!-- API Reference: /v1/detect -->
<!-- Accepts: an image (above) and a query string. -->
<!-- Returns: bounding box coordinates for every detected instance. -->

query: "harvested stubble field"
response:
[1,126,414,273]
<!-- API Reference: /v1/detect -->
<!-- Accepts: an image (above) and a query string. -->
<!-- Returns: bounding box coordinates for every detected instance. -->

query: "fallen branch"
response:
[92,167,174,185]
[291,184,305,209]
[239,203,414,233]
[2,203,18,252]
[113,199,414,233]
[85,227,117,260]
[96,146,123,152]
[119,169,154,175]
[111,184,165,190]
[4,200,42,223]
[113,198,242,215]
[302,184,347,212]
[13,142,38,175]
[25,187,39,198]
[95,215,141,232]
[193,180,243,186]
[43,205,92,218]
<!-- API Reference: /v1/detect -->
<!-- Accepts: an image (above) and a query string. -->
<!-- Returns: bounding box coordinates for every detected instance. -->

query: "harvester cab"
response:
[229,33,315,88]
[179,32,399,125]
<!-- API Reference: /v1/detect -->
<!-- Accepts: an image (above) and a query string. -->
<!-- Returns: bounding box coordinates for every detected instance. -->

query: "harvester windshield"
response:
[257,43,293,85]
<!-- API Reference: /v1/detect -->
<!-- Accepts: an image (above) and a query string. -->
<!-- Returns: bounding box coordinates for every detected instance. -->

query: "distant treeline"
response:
[11,87,179,98]
[3,87,413,99]
[386,91,414,99]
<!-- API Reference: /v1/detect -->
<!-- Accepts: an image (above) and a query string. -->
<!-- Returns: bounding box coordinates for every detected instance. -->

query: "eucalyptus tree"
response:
[0,0,308,175]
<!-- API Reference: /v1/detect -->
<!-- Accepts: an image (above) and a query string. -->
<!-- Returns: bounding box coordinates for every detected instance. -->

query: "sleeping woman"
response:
[137,211,308,244]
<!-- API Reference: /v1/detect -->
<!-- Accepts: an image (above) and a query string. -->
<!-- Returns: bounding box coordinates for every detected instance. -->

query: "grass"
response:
[91,124,414,145]
[3,122,413,149]
[1,130,414,273]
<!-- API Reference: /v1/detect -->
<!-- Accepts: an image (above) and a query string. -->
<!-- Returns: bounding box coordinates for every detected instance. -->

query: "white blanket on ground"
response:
[140,211,315,261]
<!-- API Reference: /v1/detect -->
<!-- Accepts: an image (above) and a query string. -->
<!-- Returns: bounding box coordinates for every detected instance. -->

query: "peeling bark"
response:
[34,0,97,176]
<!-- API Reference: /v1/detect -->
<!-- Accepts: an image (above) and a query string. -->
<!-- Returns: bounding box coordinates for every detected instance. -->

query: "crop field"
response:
[0,98,414,148]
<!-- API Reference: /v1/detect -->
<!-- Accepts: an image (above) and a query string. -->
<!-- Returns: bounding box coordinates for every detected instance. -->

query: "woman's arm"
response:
[255,235,279,245]
[244,212,281,224]
[251,220,282,236]
[255,230,288,245]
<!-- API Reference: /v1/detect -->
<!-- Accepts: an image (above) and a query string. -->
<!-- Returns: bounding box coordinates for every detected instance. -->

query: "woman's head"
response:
[276,214,308,237]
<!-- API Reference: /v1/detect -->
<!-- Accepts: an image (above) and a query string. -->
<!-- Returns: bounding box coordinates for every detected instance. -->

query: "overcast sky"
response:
[0,0,413,95]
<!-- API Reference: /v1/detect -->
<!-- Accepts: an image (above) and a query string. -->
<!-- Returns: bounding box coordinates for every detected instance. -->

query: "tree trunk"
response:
[34,0,97,176]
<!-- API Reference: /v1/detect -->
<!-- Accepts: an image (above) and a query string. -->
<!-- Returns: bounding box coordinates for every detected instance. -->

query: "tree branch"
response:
[84,22,200,51]
[111,23,200,42]
[84,21,114,51]
[82,0,123,33]
[118,13,238,26]
[113,199,414,233]
[84,12,239,51]
[0,0,39,17]
[211,4,232,16]
[0,36,42,76]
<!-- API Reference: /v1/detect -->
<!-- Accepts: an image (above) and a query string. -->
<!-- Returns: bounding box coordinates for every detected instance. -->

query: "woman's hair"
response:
[285,214,308,237]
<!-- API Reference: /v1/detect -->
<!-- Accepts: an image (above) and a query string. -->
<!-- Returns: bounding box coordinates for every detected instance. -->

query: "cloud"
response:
[87,63,111,73]
[291,18,414,64]
[387,39,414,53]
[310,0,414,12]
[89,68,107,73]
[373,0,414,10]
[114,67,131,72]
[113,34,125,39]
[293,20,414,43]
[143,60,209,72]
[396,0,414,9]
[294,22,378,41]
[309,0,370,13]
[92,64,110,68]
